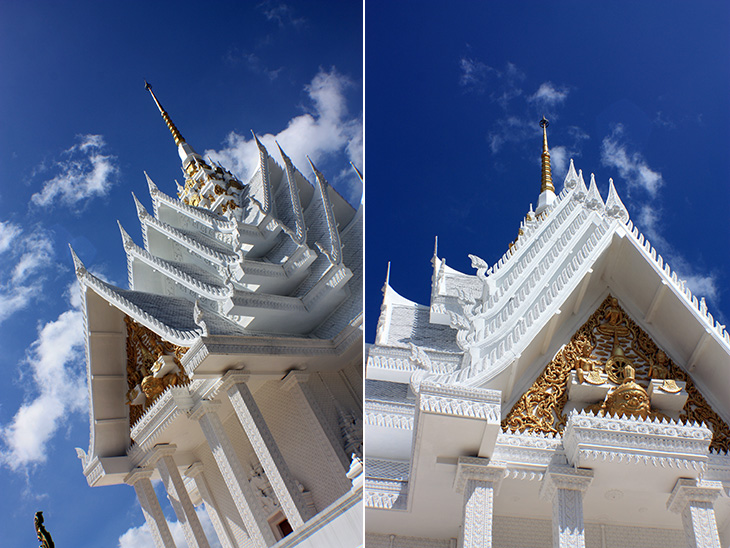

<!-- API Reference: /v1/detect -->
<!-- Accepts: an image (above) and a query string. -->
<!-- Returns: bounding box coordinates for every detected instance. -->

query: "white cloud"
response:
[258,1,307,29]
[31,134,119,209]
[0,221,22,254]
[206,68,363,204]
[600,124,663,196]
[0,281,86,470]
[0,224,55,323]
[118,507,222,548]
[529,82,569,107]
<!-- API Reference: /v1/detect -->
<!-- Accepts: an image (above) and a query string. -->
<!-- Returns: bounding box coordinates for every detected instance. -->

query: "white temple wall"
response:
[255,380,344,511]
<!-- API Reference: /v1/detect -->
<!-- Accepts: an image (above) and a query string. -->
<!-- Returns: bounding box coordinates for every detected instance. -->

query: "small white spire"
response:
[585,173,605,211]
[605,178,629,222]
[564,158,578,189]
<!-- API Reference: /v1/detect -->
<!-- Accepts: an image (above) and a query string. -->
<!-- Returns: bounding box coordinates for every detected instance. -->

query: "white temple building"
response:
[73,83,363,548]
[364,118,730,548]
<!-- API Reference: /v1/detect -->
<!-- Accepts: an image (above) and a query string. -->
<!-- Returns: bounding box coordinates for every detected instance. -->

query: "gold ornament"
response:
[502,295,730,451]
[125,316,190,427]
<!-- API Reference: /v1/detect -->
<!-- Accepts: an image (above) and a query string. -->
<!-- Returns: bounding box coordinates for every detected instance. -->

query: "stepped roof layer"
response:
[74,86,362,480]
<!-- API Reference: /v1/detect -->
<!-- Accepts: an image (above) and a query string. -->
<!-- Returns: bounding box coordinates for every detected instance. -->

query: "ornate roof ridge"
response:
[306,157,342,265]
[134,193,239,265]
[118,221,232,299]
[441,219,613,384]
[146,172,237,233]
[275,142,308,245]
[71,247,201,346]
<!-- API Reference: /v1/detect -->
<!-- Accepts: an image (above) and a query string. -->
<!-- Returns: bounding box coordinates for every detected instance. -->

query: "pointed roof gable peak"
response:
[68,244,87,278]
[132,192,150,220]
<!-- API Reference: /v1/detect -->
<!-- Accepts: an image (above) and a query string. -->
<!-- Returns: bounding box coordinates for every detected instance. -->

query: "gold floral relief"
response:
[125,316,190,428]
[501,295,730,452]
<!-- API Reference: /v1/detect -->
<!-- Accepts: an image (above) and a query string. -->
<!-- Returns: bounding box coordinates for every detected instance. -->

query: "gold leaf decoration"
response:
[501,295,730,452]
[125,316,190,428]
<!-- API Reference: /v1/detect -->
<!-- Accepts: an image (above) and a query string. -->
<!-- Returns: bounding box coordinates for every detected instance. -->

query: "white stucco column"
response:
[186,462,237,548]
[453,457,505,548]
[667,478,723,548]
[281,371,351,479]
[190,400,276,548]
[540,465,593,548]
[125,467,176,548]
[148,444,210,548]
[223,371,313,530]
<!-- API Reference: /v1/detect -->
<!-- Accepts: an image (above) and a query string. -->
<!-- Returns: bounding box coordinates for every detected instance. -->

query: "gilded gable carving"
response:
[502,295,730,452]
[124,316,190,427]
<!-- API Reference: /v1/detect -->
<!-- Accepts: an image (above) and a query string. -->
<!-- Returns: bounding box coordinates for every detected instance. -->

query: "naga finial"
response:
[34,512,55,548]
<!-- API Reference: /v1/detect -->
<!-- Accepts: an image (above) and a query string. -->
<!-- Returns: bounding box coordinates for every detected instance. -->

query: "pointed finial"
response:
[539,116,554,193]
[385,261,391,286]
[433,235,438,258]
[144,81,185,147]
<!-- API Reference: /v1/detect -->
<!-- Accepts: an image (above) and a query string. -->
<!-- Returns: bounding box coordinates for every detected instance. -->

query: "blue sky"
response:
[365,2,730,344]
[0,2,361,546]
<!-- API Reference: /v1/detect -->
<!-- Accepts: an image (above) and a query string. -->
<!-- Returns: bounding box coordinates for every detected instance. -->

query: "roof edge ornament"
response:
[585,173,605,211]
[564,158,579,189]
[69,244,87,278]
[605,178,629,223]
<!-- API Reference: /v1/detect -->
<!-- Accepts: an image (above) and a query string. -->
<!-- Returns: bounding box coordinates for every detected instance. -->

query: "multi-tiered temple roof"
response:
[74,83,362,487]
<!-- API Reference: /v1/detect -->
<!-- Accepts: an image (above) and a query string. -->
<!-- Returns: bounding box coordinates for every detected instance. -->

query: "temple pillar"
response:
[148,444,210,548]
[190,400,276,548]
[667,478,723,548]
[125,467,176,548]
[540,465,593,548]
[281,371,351,479]
[453,457,505,548]
[223,371,313,529]
[186,462,237,548]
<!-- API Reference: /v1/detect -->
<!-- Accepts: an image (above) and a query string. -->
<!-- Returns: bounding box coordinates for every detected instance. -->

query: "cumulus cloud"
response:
[0,224,54,324]
[529,82,569,108]
[118,507,222,548]
[206,67,363,204]
[31,134,119,209]
[0,282,86,470]
[600,124,663,197]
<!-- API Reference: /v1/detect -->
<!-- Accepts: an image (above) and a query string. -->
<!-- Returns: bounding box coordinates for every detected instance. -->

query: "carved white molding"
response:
[418,381,501,422]
[453,457,505,494]
[563,410,712,470]
[364,400,415,430]
[667,478,723,548]
[125,468,176,548]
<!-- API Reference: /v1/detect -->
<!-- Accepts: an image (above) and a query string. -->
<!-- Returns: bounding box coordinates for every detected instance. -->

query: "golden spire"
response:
[539,116,554,193]
[144,81,185,147]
